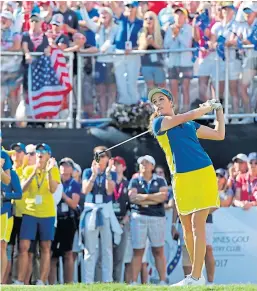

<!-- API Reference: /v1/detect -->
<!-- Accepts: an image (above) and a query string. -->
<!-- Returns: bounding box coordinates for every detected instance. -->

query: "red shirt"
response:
[236,173,257,202]
[148,1,167,15]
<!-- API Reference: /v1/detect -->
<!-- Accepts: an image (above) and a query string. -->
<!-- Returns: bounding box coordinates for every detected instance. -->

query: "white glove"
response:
[200,99,222,111]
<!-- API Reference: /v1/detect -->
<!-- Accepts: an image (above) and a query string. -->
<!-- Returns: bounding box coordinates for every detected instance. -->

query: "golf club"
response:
[94,130,150,162]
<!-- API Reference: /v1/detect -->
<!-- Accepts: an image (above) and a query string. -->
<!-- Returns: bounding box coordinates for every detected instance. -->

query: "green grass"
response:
[2,284,257,291]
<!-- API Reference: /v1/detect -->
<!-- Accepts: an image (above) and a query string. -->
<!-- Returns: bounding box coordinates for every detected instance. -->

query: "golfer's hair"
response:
[148,112,158,134]
[93,146,112,158]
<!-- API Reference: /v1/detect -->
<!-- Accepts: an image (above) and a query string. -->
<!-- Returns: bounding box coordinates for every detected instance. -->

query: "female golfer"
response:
[148,88,225,286]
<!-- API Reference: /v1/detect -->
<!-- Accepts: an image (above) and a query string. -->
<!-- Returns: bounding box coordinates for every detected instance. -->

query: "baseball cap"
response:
[137,155,156,166]
[74,163,82,173]
[36,143,52,155]
[148,87,173,103]
[10,142,26,153]
[174,7,188,17]
[59,157,75,168]
[124,1,139,8]
[99,7,113,16]
[221,1,235,10]
[216,168,227,178]
[25,144,36,154]
[248,152,257,162]
[50,13,64,26]
[1,10,14,21]
[243,2,257,13]
[113,156,126,167]
[232,153,248,163]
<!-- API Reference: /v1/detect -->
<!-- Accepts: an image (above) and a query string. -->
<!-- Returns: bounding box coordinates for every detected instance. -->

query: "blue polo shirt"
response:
[57,178,81,217]
[82,168,117,203]
[115,14,143,50]
[152,117,212,174]
[1,170,22,218]
[128,174,167,217]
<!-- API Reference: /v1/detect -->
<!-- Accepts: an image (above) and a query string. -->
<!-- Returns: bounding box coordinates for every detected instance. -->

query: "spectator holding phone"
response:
[234,152,257,210]
[14,143,61,285]
[216,168,234,207]
[128,155,168,285]
[111,1,143,105]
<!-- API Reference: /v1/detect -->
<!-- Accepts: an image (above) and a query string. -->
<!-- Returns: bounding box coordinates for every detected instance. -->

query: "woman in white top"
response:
[80,6,118,117]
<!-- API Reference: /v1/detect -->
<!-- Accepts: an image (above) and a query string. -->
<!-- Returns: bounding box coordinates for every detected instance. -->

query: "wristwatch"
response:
[106,172,112,180]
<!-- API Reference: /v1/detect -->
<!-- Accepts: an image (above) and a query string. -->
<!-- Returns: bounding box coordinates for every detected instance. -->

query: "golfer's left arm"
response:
[196,108,225,140]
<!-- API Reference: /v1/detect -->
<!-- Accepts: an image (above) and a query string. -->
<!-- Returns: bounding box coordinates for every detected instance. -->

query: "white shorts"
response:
[124,229,149,264]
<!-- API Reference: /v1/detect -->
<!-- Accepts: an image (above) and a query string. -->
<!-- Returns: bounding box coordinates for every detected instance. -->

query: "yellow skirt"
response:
[173,165,220,216]
[0,213,14,242]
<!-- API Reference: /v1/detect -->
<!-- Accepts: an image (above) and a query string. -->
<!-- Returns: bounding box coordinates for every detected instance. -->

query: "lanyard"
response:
[139,178,152,194]
[114,182,124,201]
[96,174,104,194]
[127,22,135,41]
[64,178,74,195]
[35,172,45,191]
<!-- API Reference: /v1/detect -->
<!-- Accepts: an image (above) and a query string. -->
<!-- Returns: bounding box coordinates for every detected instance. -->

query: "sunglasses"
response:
[144,16,153,21]
[216,174,224,178]
[31,19,40,23]
[27,152,36,156]
[36,149,48,154]
[126,4,133,8]
[14,149,24,153]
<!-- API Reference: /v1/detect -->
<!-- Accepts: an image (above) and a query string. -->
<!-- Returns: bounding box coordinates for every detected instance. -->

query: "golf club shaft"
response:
[103,130,150,153]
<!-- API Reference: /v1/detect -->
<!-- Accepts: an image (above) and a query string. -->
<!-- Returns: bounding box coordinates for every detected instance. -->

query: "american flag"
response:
[28,48,72,119]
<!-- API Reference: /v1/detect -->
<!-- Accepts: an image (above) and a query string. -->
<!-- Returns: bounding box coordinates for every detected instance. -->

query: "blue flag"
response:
[192,40,200,63]
[196,9,210,32]
[247,23,257,50]
[217,35,226,60]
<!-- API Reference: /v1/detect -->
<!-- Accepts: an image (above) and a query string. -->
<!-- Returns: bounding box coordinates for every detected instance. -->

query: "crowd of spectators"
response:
[1,126,257,285]
[1,1,257,125]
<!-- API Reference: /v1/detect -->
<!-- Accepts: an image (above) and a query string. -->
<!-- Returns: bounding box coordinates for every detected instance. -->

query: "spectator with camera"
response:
[81,146,122,283]
[14,143,60,285]
[128,155,168,285]
[49,158,81,284]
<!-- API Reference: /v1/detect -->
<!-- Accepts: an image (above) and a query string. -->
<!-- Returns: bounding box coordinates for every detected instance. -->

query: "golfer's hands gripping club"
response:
[94,151,105,163]
[200,99,223,111]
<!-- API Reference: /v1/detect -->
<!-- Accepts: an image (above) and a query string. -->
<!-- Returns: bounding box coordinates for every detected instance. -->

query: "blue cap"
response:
[125,1,139,8]
[148,87,173,102]
[215,168,227,178]
[36,143,52,155]
[10,142,26,153]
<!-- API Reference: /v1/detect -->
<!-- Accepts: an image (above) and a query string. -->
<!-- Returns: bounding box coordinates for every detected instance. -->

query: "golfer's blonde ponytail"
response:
[148,112,158,134]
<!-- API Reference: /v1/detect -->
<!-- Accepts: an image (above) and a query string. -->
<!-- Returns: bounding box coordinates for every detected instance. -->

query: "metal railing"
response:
[0,51,74,128]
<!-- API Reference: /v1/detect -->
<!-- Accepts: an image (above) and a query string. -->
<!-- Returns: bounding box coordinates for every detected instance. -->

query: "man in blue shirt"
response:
[111,1,143,105]
[82,146,117,283]
[128,155,168,286]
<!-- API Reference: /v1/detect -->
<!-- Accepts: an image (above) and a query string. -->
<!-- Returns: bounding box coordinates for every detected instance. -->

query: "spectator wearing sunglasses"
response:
[14,143,61,285]
[216,168,234,207]
[234,152,257,210]
[138,11,166,91]
[81,146,122,283]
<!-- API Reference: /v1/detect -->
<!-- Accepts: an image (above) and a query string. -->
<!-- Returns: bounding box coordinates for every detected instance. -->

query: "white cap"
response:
[25,144,36,154]
[248,152,257,162]
[99,7,113,17]
[232,153,248,163]
[1,10,14,21]
[137,155,156,166]
[74,163,82,173]
[243,1,257,13]
[51,13,64,26]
